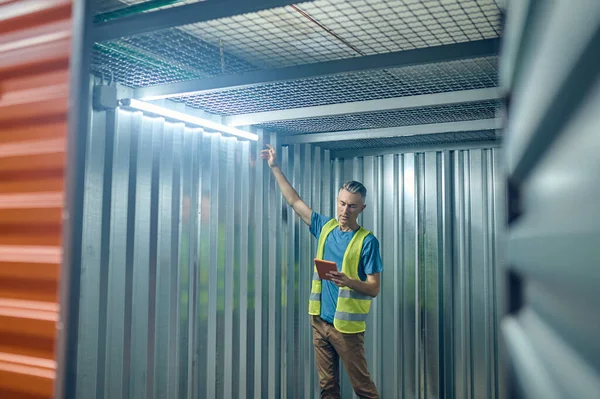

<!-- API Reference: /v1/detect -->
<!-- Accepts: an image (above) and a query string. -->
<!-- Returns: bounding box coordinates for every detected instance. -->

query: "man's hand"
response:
[327,271,351,287]
[327,271,381,298]
[260,144,277,168]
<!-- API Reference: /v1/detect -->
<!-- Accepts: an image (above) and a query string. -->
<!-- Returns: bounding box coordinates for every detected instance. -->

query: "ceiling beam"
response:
[224,88,500,126]
[330,140,501,159]
[134,39,500,100]
[280,119,501,145]
[93,0,312,42]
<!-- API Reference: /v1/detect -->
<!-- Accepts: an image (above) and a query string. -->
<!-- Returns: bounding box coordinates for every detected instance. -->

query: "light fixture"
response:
[120,98,259,141]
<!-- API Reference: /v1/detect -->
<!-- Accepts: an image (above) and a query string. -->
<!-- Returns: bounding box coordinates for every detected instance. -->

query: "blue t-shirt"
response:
[310,212,383,324]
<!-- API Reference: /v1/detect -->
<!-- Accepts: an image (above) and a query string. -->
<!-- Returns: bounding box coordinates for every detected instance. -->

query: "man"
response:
[261,144,382,399]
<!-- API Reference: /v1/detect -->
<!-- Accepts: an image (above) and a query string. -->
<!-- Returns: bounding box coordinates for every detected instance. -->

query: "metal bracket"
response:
[93,84,118,110]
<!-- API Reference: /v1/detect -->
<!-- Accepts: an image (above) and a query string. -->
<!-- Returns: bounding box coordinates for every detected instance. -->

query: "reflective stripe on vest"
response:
[308,218,373,334]
[309,293,321,301]
[338,288,371,301]
[334,311,368,322]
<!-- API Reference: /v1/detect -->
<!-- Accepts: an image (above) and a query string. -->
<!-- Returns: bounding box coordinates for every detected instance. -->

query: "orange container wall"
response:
[0,0,72,397]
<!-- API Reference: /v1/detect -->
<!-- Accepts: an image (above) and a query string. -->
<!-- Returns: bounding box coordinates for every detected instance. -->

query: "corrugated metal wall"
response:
[76,104,303,399]
[76,104,338,399]
[75,100,501,398]
[328,148,502,399]
[450,149,502,399]
[0,1,72,398]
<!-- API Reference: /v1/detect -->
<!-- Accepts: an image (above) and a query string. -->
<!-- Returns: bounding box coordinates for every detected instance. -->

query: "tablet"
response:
[314,259,338,280]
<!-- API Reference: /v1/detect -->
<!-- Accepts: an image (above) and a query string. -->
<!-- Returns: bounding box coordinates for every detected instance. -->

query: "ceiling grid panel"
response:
[174,56,498,115]
[90,0,503,148]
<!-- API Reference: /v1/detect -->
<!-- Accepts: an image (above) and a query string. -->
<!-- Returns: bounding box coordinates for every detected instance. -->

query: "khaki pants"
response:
[311,316,379,399]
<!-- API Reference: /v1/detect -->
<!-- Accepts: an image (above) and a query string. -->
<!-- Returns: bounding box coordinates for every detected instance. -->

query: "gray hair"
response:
[340,180,367,199]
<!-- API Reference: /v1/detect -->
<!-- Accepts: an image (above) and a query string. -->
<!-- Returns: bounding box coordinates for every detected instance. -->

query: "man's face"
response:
[337,189,366,224]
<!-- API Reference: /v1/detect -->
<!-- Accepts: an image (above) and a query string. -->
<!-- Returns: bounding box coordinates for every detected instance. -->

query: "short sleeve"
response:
[360,235,383,275]
[309,212,333,239]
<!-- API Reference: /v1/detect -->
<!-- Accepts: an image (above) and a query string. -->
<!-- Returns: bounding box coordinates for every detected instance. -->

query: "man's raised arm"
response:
[260,144,312,226]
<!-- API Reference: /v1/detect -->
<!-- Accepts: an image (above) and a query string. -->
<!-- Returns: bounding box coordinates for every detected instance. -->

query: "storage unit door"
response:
[501,1,600,398]
[0,1,72,398]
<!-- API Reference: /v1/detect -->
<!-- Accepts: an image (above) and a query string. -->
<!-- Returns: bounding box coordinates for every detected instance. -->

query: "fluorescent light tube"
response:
[121,98,259,141]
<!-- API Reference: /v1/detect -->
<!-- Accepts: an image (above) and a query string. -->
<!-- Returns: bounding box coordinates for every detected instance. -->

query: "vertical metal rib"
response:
[186,128,201,399]
[295,144,311,399]
[415,153,424,399]
[130,113,153,399]
[224,137,236,399]
[194,131,210,398]
[396,154,404,399]
[154,121,175,399]
[105,109,132,399]
[207,134,220,399]
[254,129,265,399]
[442,150,454,399]
[169,123,183,398]
[146,117,163,399]
[403,153,417,399]
[238,140,250,399]
[78,106,110,399]
[267,132,281,399]
[323,149,332,216]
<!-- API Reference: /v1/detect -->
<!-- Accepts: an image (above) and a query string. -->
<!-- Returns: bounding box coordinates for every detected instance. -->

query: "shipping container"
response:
[0,0,598,398]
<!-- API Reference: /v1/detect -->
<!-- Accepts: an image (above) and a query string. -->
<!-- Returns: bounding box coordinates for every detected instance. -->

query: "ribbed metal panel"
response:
[77,106,236,398]
[0,1,72,397]
[451,149,501,399]
[278,143,333,399]
[74,106,315,399]
[74,98,500,398]
[328,148,501,399]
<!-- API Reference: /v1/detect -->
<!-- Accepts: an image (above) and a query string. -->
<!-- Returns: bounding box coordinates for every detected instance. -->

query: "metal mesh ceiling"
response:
[258,100,499,135]
[90,0,502,146]
[318,130,498,150]
[173,56,497,114]
[93,0,203,16]
[92,29,257,87]
[179,0,501,69]
[92,0,501,87]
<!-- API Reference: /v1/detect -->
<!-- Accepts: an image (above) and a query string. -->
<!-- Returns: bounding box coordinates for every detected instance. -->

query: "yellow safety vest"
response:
[308,219,373,333]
